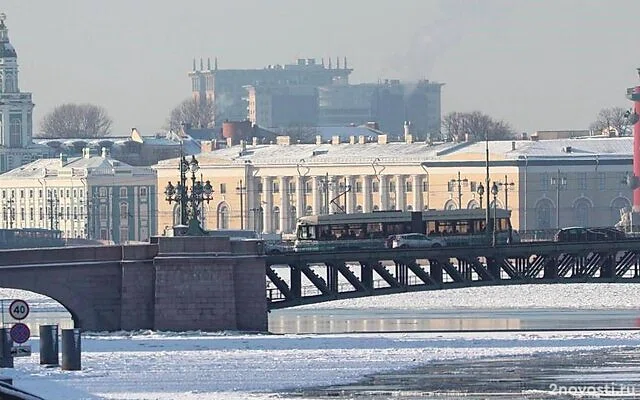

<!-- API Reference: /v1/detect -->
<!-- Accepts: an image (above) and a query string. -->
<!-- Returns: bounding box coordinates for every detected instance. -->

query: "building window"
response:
[578,172,587,190]
[140,187,147,197]
[258,183,263,193]
[272,206,280,231]
[73,207,78,219]
[405,180,412,192]
[29,190,33,198]
[20,190,24,198]
[372,180,379,193]
[99,188,107,197]
[447,181,455,192]
[1,190,4,198]
[66,190,70,198]
[220,183,226,194]
[470,182,477,192]
[356,205,363,213]
[541,173,549,191]
[120,188,127,197]
[289,206,297,231]
[272,181,280,193]
[289,181,296,193]
[305,181,313,193]
[120,202,128,219]
[120,228,129,242]
[39,207,43,220]
[20,207,25,220]
[574,199,590,227]
[38,190,42,198]
[305,205,313,216]
[100,205,107,219]
[422,181,429,192]
[535,199,553,229]
[66,207,70,220]
[217,203,229,229]
[598,173,606,191]
[389,181,396,192]
[29,207,34,220]
[73,189,77,198]
[355,181,362,193]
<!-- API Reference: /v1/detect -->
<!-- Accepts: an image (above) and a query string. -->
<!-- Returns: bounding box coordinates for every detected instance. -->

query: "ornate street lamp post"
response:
[164,155,213,235]
[476,182,485,210]
[491,182,499,247]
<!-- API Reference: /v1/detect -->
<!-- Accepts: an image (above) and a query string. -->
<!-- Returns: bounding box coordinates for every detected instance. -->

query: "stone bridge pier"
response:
[0,236,267,332]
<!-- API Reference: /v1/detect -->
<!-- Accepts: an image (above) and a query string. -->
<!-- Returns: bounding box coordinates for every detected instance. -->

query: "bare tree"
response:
[589,107,630,136]
[442,111,515,142]
[38,103,113,138]
[167,97,216,131]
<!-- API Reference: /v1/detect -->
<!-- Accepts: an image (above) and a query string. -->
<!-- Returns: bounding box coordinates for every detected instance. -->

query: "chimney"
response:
[349,136,356,144]
[405,134,414,144]
[101,147,108,158]
[377,134,388,145]
[240,139,247,152]
[276,136,291,145]
[59,153,67,166]
[358,135,366,144]
[82,147,91,159]
[316,135,322,145]
[252,136,258,146]
[403,121,411,137]
[201,140,214,153]
[226,137,233,147]
[511,141,516,151]
[331,135,340,145]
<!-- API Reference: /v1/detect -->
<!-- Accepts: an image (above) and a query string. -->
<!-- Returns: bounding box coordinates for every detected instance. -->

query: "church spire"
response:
[0,13,17,58]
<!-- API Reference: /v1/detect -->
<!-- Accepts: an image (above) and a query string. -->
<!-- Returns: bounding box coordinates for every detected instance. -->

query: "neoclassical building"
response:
[0,148,157,242]
[154,134,632,235]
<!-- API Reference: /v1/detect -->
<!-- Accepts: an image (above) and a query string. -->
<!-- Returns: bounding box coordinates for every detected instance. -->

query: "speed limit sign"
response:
[9,299,29,320]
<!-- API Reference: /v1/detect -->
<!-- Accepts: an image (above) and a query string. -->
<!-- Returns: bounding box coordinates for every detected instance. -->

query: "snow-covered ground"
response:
[5,330,640,400]
[0,283,638,399]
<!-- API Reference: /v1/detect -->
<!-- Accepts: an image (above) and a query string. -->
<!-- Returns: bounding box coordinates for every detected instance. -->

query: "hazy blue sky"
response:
[2,0,640,136]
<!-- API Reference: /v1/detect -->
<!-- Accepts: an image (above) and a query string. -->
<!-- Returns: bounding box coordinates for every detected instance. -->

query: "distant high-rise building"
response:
[189,57,351,126]
[246,84,318,128]
[0,13,50,172]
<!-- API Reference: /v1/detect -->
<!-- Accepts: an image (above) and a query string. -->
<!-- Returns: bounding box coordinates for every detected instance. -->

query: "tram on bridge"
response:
[0,228,64,249]
[293,208,517,251]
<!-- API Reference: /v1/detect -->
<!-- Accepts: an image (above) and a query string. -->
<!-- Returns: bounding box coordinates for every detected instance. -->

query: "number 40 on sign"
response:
[9,299,30,320]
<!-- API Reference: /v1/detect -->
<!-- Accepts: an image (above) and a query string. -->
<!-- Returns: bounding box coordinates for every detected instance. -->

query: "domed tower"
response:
[0,13,34,149]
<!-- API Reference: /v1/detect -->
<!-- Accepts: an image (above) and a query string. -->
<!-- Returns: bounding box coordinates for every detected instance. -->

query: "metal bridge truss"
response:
[265,240,640,309]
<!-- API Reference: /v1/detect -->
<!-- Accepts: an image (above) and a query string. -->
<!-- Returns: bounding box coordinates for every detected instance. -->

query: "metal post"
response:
[39,324,59,366]
[0,328,13,368]
[457,172,462,209]
[492,193,497,247]
[324,173,330,215]
[236,179,245,230]
[504,174,508,210]
[485,133,490,227]
[61,328,81,371]
[556,169,560,230]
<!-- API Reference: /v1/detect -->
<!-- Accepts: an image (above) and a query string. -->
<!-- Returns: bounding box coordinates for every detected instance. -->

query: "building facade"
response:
[0,14,51,172]
[246,84,318,128]
[0,148,157,242]
[190,57,351,125]
[154,135,632,236]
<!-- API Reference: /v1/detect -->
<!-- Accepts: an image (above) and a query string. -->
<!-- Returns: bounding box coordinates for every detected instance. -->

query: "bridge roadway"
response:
[265,238,640,309]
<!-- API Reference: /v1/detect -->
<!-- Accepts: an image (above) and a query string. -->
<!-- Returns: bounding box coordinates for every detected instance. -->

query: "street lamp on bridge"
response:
[164,154,213,235]
[491,182,499,247]
[450,171,468,209]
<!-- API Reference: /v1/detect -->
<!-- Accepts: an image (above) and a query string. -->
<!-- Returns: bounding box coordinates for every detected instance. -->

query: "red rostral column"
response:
[627,68,640,211]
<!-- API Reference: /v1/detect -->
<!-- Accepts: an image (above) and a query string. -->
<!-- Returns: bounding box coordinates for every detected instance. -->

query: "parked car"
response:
[553,226,625,242]
[389,233,446,249]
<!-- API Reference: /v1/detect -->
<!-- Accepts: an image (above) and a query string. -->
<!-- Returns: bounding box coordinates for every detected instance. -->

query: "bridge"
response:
[265,239,640,309]
[0,237,639,331]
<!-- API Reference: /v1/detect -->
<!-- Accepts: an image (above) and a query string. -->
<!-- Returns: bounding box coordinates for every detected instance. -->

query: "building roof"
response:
[0,153,154,179]
[155,136,633,169]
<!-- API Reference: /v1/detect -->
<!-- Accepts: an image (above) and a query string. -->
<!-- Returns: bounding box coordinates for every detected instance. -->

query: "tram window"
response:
[366,223,384,238]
